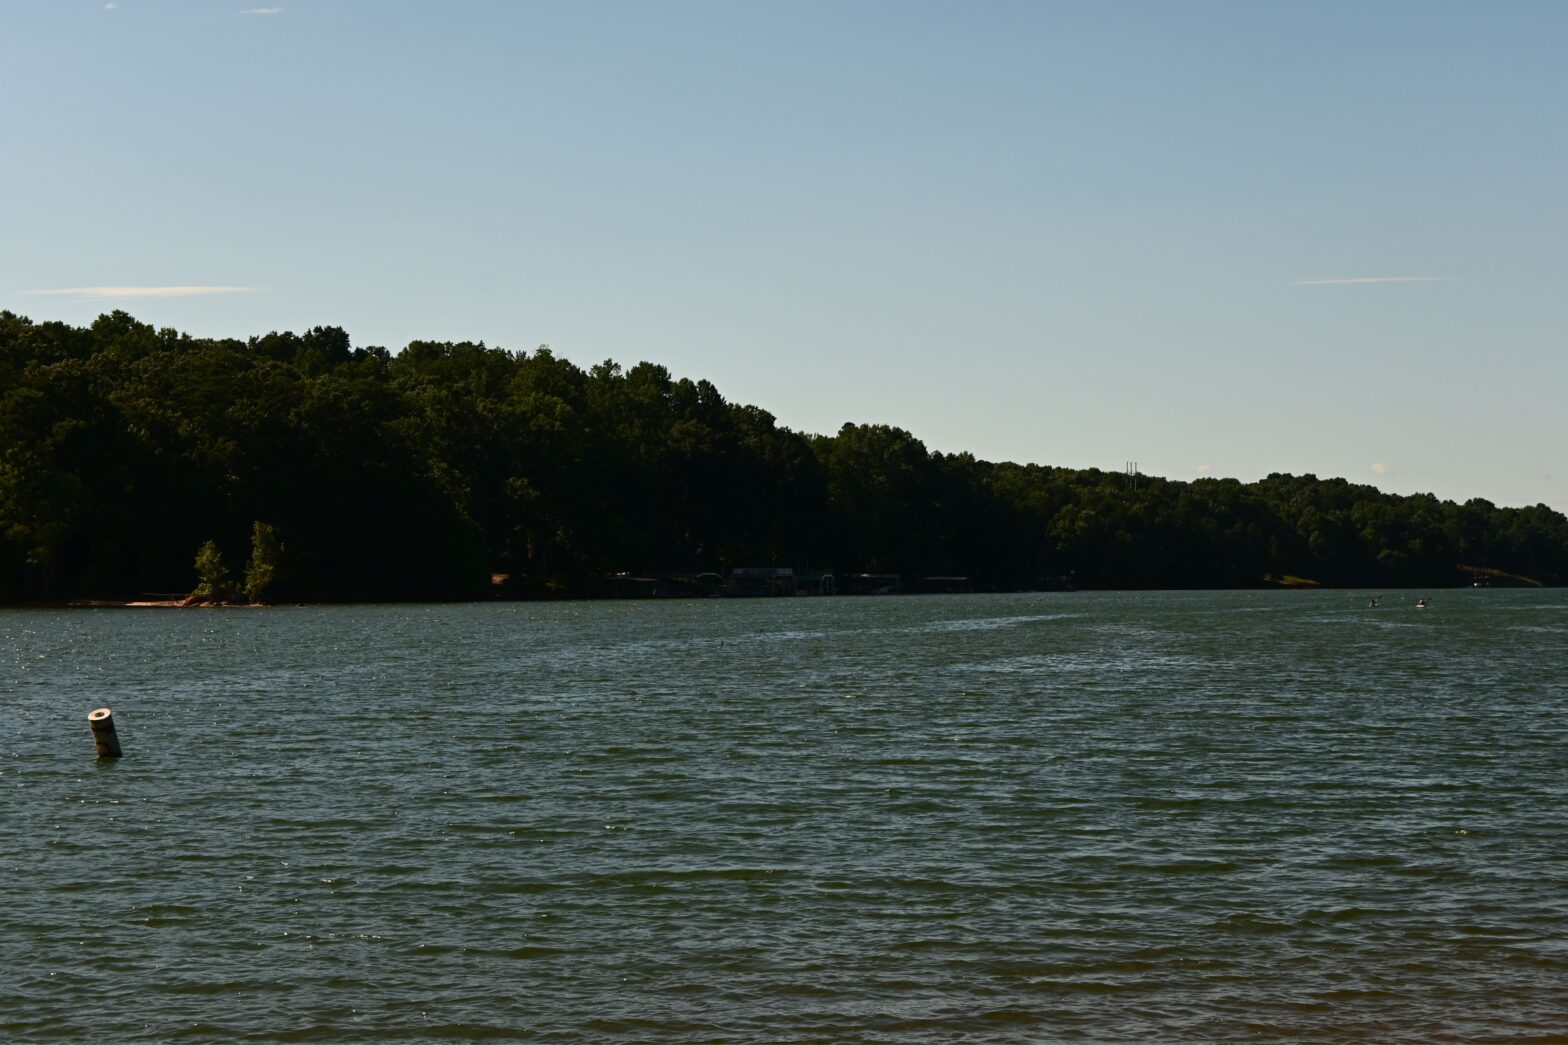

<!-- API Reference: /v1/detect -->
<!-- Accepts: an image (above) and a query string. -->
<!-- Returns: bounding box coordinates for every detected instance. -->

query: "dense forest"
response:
[2,309,1565,602]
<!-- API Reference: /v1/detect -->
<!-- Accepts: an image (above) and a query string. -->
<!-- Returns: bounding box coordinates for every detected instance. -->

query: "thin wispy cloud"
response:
[1370,463,1392,477]
[103,3,117,10]
[27,286,260,300]
[241,7,283,14]
[1292,276,1450,286]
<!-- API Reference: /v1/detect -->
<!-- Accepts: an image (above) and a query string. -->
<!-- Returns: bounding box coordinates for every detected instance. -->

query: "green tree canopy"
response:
[2,308,1566,601]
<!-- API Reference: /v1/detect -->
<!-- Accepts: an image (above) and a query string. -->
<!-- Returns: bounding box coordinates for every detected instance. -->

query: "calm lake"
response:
[3,591,1565,1042]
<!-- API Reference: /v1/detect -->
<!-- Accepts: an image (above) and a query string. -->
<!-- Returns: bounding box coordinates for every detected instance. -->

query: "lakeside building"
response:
[728,567,836,596]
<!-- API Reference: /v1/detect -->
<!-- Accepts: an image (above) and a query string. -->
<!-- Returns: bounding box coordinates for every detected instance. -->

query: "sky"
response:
[3,1,1565,509]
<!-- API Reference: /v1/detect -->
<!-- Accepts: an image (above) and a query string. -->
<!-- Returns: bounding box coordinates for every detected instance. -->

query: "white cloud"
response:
[26,286,259,300]
[241,6,283,13]
[1293,276,1449,286]
[1370,463,1392,477]
[104,3,117,10]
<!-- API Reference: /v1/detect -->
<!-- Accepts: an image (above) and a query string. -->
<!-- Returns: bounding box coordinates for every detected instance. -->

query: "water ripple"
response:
[3,590,1565,1041]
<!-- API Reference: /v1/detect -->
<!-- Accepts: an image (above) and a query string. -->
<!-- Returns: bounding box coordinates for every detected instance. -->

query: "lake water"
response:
[3,590,1565,1042]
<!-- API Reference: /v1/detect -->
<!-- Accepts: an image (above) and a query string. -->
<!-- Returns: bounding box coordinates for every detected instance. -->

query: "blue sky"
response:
[4,1,1565,509]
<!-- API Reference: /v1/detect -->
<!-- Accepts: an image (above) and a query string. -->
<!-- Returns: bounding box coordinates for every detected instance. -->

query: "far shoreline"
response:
[3,584,1536,611]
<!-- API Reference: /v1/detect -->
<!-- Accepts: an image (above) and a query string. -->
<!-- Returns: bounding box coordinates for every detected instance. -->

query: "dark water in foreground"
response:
[3,591,1566,1042]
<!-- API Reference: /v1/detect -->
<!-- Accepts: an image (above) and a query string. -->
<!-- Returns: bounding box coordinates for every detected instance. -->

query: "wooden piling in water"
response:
[88,707,122,758]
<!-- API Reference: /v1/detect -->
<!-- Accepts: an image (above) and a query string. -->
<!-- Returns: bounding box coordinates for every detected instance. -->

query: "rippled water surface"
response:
[4,591,1566,1041]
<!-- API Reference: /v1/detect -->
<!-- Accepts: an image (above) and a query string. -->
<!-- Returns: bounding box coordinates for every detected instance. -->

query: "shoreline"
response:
[4,584,1525,611]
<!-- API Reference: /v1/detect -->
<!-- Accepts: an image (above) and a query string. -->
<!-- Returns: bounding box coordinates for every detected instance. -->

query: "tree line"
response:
[2,309,1565,601]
